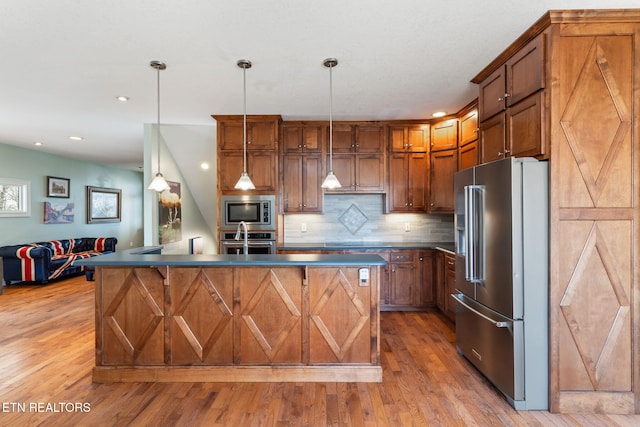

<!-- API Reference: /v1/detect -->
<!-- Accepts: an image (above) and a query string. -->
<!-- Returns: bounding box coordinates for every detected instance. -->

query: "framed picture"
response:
[159,181,182,243]
[47,176,70,198]
[86,186,121,223]
[44,201,75,224]
[0,177,31,217]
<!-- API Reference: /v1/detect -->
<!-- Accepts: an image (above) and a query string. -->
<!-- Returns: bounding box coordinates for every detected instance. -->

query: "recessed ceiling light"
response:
[432,111,446,118]
[116,96,129,102]
[69,136,83,141]
[33,141,43,146]
[200,162,210,170]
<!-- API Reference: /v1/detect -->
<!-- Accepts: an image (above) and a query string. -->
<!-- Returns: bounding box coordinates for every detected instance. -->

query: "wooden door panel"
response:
[479,66,506,121]
[247,152,276,191]
[389,126,408,152]
[480,113,506,164]
[330,125,355,152]
[390,263,417,306]
[551,33,634,406]
[302,155,322,212]
[408,125,430,152]
[508,92,544,158]
[408,153,428,211]
[327,155,355,191]
[458,140,478,171]
[237,268,303,363]
[506,34,545,106]
[388,153,408,211]
[431,119,458,151]
[429,149,457,213]
[302,126,323,152]
[100,267,166,365]
[170,268,234,364]
[459,109,479,147]
[308,267,372,363]
[356,125,385,153]
[283,155,302,212]
[356,155,385,192]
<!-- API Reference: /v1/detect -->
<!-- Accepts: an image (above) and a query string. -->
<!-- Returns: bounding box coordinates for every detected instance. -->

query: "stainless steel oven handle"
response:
[452,294,510,328]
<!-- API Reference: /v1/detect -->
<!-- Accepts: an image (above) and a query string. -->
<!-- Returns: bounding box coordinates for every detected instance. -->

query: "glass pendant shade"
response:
[148,172,170,192]
[321,171,341,189]
[234,172,256,190]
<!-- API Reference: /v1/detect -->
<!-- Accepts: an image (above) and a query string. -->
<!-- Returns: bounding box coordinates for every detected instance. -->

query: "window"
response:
[0,178,31,217]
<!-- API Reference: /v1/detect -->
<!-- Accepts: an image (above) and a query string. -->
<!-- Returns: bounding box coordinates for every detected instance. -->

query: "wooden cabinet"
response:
[429,149,457,213]
[282,124,323,153]
[419,251,436,307]
[472,11,640,413]
[477,35,546,163]
[388,152,428,212]
[389,251,419,307]
[217,118,278,151]
[431,119,458,151]
[458,141,479,171]
[282,154,323,213]
[325,124,385,193]
[435,251,455,323]
[219,150,277,192]
[457,104,479,171]
[215,115,281,194]
[389,124,430,152]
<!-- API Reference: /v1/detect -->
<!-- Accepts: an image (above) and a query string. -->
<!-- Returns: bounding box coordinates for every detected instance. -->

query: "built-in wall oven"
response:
[219,231,276,255]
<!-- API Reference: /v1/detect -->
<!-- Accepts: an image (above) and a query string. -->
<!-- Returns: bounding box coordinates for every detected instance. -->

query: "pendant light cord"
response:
[243,65,248,174]
[328,63,333,173]
[156,66,161,173]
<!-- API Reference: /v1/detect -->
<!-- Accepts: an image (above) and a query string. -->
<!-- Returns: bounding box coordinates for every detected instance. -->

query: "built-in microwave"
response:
[220,195,275,230]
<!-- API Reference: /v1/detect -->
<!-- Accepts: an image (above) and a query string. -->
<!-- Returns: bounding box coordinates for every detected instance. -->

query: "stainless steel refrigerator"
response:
[452,157,548,410]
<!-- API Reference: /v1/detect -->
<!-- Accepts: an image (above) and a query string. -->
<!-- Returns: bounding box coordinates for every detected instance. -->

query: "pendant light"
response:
[321,58,341,189]
[234,59,256,191]
[147,60,171,192]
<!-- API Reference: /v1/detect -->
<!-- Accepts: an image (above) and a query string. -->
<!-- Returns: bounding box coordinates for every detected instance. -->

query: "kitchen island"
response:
[77,251,386,383]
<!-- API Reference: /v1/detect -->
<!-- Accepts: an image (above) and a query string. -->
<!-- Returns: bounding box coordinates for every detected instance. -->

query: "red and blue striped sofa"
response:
[0,237,117,285]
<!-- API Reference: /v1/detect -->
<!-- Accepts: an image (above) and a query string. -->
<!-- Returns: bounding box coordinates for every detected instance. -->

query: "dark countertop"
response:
[75,252,387,267]
[278,241,456,253]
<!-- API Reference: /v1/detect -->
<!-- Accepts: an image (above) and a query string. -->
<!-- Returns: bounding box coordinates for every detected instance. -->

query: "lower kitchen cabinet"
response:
[435,250,456,323]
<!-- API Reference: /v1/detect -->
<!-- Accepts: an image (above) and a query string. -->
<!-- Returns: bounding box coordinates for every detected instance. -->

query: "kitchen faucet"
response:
[234,221,249,255]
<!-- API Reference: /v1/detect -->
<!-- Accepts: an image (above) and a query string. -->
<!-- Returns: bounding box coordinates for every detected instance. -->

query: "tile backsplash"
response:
[283,194,454,243]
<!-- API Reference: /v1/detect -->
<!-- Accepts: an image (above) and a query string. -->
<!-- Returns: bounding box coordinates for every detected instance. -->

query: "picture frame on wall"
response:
[86,186,121,223]
[46,176,70,198]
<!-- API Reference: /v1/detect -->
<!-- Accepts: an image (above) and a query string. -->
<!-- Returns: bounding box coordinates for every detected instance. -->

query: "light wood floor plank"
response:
[1,276,640,426]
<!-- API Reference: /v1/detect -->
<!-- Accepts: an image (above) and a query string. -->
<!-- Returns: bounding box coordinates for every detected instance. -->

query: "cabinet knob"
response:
[303,145,306,148]
[248,140,252,144]
[409,203,413,207]
[497,93,511,102]
[419,257,423,261]
[298,145,302,148]
[303,204,307,207]
[405,202,408,207]
[473,128,479,133]
[409,143,413,147]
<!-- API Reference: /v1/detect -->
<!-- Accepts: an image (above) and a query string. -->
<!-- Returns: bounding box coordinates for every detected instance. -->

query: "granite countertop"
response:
[278,241,456,253]
[75,252,387,267]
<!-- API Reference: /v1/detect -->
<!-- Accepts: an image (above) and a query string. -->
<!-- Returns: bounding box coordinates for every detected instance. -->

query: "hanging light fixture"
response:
[147,60,171,192]
[321,57,341,189]
[234,59,256,191]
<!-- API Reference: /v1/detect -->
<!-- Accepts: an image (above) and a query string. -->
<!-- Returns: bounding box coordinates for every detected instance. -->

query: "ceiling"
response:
[1,0,637,170]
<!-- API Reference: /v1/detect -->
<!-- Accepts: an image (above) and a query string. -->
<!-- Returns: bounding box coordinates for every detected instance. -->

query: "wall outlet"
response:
[301,223,307,233]
[130,241,134,247]
[404,222,411,232]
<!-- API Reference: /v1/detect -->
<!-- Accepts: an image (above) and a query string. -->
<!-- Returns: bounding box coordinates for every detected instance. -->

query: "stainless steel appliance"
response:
[220,195,275,231]
[452,157,548,410]
[219,231,276,255]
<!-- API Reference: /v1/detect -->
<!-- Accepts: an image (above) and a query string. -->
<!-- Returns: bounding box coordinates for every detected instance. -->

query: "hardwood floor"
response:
[1,276,639,426]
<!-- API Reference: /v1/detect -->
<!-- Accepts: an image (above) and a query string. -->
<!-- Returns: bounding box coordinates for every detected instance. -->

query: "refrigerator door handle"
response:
[452,294,510,329]
[465,185,485,283]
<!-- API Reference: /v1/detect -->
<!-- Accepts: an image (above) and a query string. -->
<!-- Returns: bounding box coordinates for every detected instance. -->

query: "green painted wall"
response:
[0,143,144,248]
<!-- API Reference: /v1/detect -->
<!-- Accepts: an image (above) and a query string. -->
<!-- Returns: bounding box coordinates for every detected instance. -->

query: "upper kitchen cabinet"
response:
[215,115,280,151]
[457,102,479,171]
[282,154,323,213]
[214,115,281,193]
[429,149,457,213]
[325,123,386,193]
[389,124,430,152]
[388,152,428,212]
[476,34,546,163]
[430,118,458,151]
[282,123,323,153]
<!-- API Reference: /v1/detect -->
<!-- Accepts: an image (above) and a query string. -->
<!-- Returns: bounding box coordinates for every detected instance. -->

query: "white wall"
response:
[0,142,144,248]
[144,124,218,254]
